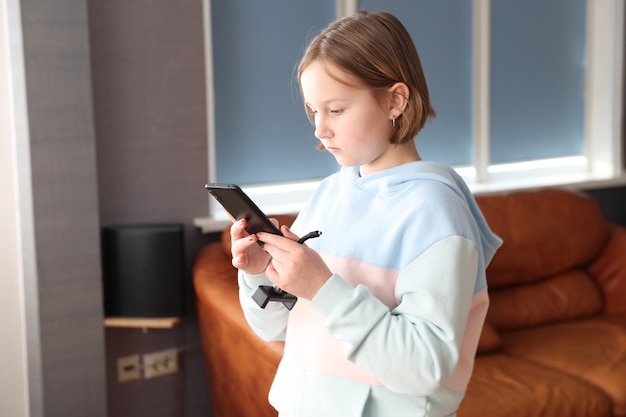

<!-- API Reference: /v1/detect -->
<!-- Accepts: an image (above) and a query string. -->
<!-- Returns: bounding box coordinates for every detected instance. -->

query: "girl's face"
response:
[300,60,408,174]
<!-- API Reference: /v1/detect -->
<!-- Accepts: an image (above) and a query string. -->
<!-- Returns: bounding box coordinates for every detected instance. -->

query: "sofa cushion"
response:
[476,322,502,354]
[476,189,609,289]
[486,269,603,330]
[459,353,613,417]
[501,315,626,417]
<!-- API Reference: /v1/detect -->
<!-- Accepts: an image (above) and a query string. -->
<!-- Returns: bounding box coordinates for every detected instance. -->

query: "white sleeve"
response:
[238,270,290,342]
[310,236,478,395]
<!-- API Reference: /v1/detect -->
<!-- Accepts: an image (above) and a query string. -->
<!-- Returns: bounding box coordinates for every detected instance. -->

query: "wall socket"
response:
[142,348,178,379]
[117,354,141,383]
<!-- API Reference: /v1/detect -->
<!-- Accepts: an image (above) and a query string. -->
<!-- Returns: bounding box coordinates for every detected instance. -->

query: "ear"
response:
[387,82,410,117]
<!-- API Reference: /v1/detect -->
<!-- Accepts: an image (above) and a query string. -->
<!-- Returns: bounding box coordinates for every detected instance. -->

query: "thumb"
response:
[281,225,300,242]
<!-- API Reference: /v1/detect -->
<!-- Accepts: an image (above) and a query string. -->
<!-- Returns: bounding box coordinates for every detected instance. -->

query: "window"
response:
[197,0,624,232]
[208,0,337,185]
[489,0,586,164]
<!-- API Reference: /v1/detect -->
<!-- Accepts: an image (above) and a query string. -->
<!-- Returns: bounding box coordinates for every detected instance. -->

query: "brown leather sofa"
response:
[193,188,626,417]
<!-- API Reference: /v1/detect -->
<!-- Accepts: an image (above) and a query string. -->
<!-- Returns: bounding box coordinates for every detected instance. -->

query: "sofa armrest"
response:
[588,224,626,315]
[193,243,283,417]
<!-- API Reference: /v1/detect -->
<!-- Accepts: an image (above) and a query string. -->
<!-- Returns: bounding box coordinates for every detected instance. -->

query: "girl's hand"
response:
[257,226,332,300]
[230,218,273,275]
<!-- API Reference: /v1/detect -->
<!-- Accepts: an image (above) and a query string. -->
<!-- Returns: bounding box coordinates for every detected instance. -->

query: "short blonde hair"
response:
[298,10,436,145]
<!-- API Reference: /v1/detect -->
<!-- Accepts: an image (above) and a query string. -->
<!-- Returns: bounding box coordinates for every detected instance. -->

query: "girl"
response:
[230,10,502,417]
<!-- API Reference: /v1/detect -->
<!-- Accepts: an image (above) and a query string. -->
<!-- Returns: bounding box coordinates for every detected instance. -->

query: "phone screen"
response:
[205,183,282,236]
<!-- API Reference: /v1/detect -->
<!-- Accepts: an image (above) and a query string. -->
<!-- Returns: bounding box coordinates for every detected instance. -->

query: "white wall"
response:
[0,0,31,415]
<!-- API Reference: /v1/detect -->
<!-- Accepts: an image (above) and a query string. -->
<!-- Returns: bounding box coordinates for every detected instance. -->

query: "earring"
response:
[392,117,396,128]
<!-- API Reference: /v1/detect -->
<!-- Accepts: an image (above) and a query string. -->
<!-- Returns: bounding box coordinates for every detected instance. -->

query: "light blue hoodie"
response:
[239,161,502,417]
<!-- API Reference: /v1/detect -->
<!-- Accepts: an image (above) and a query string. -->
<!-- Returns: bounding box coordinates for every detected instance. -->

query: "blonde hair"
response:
[298,10,436,145]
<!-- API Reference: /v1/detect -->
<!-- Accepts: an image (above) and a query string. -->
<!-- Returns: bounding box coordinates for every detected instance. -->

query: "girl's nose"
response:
[314,114,332,140]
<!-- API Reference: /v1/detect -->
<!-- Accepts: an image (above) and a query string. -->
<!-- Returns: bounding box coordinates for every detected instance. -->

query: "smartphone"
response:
[206,183,297,310]
[205,183,283,237]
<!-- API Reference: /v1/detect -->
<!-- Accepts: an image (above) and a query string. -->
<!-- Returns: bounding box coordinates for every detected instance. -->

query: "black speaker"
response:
[101,223,184,317]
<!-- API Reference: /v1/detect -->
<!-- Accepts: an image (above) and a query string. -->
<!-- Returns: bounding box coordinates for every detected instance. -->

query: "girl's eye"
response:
[330,109,343,115]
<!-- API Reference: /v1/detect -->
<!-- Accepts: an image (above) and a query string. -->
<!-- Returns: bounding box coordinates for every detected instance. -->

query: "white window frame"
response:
[196,0,625,233]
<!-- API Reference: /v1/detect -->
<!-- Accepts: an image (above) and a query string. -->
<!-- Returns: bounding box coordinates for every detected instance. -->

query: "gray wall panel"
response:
[88,0,213,416]
[20,0,107,415]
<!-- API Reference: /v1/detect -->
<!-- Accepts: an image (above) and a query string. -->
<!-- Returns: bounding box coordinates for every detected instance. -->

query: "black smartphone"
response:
[205,183,283,237]
[205,183,297,310]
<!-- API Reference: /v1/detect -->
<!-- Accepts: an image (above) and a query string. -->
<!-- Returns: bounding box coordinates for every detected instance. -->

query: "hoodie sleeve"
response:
[238,270,290,342]
[311,235,480,395]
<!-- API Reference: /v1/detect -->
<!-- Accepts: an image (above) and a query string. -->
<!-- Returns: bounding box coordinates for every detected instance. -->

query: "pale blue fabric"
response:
[238,161,502,417]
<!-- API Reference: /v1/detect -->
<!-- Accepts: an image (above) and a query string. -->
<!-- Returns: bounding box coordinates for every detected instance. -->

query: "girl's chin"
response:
[328,150,371,167]
[333,158,362,168]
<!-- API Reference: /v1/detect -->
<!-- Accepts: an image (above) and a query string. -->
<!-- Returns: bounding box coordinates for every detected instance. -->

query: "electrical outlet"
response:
[117,354,141,383]
[143,348,178,379]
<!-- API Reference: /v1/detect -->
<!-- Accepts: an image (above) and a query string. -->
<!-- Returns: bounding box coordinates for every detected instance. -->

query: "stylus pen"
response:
[298,230,322,244]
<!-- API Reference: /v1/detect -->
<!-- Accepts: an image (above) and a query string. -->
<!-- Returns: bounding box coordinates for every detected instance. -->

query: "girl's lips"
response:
[326,147,340,154]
